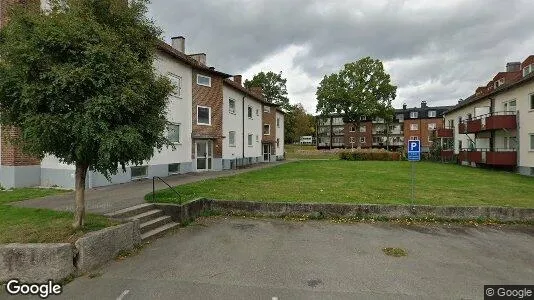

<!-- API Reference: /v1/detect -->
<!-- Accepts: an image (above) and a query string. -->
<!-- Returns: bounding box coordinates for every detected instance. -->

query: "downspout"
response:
[242,96,246,167]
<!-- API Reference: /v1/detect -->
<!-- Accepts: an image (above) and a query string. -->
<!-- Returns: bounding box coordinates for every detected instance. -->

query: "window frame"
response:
[530,134,534,151]
[530,93,534,110]
[196,74,211,87]
[359,125,366,133]
[263,124,271,136]
[248,134,253,147]
[197,106,211,125]
[168,163,180,174]
[349,126,356,132]
[229,98,236,114]
[428,123,436,130]
[410,111,418,119]
[277,118,280,128]
[264,106,271,113]
[360,137,366,143]
[131,166,148,179]
[229,131,236,147]
[166,122,181,144]
[410,123,419,131]
[410,136,420,141]
[247,106,253,119]
[168,73,183,98]
[428,110,437,118]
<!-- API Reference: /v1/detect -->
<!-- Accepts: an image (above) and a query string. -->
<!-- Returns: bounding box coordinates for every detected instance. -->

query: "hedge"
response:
[339,150,401,161]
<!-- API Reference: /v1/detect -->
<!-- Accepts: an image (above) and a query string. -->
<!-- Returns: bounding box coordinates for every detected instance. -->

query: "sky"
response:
[148,0,534,113]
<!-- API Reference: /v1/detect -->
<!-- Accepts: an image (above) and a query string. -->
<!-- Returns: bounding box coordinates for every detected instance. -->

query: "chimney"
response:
[402,103,407,110]
[458,98,463,104]
[421,100,427,108]
[250,86,263,97]
[506,62,521,72]
[234,75,242,85]
[189,53,207,65]
[170,36,185,53]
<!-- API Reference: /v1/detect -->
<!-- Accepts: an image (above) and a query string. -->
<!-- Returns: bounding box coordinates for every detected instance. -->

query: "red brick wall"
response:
[262,105,276,152]
[191,71,224,158]
[1,126,41,166]
[344,122,372,148]
[403,118,444,148]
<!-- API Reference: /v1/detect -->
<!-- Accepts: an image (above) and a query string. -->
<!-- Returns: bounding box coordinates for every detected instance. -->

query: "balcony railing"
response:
[436,128,453,138]
[458,111,516,134]
[458,148,517,166]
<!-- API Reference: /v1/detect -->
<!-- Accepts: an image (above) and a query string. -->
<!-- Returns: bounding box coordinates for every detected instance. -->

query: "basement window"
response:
[168,163,180,174]
[131,166,148,179]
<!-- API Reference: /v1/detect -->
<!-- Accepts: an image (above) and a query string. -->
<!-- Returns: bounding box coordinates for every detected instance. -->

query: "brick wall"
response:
[261,105,276,151]
[403,118,444,148]
[344,122,372,148]
[191,71,224,158]
[1,126,41,166]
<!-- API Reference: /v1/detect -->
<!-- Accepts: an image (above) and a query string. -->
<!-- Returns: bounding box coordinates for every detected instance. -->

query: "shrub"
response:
[339,149,401,161]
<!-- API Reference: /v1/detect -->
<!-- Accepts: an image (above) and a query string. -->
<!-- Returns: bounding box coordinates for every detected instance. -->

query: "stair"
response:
[105,204,179,242]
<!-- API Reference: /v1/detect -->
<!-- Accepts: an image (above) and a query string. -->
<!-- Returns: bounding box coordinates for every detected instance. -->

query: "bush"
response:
[339,149,401,161]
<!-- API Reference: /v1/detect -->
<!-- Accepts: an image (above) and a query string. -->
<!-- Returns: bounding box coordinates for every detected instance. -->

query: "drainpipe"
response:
[242,96,246,167]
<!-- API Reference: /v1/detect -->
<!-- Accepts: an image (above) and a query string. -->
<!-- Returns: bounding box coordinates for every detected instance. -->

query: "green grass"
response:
[148,160,534,208]
[0,188,116,244]
[285,144,340,160]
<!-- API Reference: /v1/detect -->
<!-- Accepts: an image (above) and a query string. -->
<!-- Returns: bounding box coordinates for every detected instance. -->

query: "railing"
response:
[459,111,517,133]
[152,176,182,203]
[458,148,517,166]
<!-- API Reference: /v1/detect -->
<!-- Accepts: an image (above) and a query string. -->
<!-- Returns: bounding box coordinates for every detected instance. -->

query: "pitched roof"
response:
[156,40,232,78]
[222,78,281,108]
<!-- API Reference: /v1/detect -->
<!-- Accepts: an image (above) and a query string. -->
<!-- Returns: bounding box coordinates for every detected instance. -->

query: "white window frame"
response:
[196,74,211,87]
[350,137,355,143]
[410,136,420,141]
[248,134,253,147]
[168,163,180,174]
[428,136,433,142]
[360,137,366,143]
[359,125,366,133]
[276,138,280,148]
[277,118,280,128]
[410,124,419,131]
[428,110,436,118]
[229,98,236,114]
[247,106,253,119]
[256,109,259,116]
[166,122,181,144]
[530,134,534,151]
[264,106,271,113]
[197,106,211,125]
[428,123,436,130]
[263,124,271,135]
[349,126,356,132]
[131,166,148,179]
[410,111,418,119]
[396,114,404,122]
[229,131,236,147]
[168,73,182,98]
[530,93,534,110]
[360,116,366,121]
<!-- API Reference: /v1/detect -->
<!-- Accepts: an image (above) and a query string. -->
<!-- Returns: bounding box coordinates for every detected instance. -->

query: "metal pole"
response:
[152,177,155,202]
[411,162,415,206]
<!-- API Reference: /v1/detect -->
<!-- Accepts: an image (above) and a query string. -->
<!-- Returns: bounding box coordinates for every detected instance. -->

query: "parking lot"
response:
[7,217,534,299]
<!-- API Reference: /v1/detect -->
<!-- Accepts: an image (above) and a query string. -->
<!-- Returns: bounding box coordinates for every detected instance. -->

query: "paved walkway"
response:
[13,162,287,214]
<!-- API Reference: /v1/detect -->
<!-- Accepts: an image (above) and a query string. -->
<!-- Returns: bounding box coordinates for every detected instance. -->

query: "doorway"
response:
[196,140,213,171]
[263,143,271,162]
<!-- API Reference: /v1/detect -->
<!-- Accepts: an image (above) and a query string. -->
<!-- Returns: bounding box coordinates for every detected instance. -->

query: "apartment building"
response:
[440,57,534,176]
[0,1,285,188]
[317,101,450,152]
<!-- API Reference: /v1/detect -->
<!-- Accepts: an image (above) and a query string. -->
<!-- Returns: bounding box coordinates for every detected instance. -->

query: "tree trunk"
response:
[72,162,89,229]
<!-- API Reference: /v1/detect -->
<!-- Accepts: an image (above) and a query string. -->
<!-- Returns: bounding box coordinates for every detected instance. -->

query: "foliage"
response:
[0,0,173,177]
[339,150,400,161]
[244,71,291,111]
[316,57,397,147]
[286,103,315,143]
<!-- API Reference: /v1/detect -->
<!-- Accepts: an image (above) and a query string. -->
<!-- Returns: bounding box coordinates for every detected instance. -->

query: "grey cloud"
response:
[148,0,534,109]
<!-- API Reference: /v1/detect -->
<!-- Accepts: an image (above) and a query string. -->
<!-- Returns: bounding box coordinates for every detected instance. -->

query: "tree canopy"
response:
[0,0,174,227]
[285,103,315,143]
[244,71,291,111]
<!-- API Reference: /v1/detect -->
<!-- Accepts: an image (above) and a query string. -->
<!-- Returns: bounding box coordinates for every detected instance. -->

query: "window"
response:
[375,117,384,123]
[263,124,271,135]
[168,163,180,174]
[410,136,420,141]
[504,137,517,149]
[229,99,236,114]
[277,118,280,128]
[530,134,534,151]
[458,140,463,151]
[131,166,148,179]
[524,65,533,77]
[428,111,436,118]
[264,106,271,113]
[396,114,404,122]
[256,135,259,142]
[166,123,181,143]
[248,134,253,146]
[256,109,259,116]
[530,94,534,110]
[247,106,253,118]
[196,74,211,87]
[410,111,418,119]
[276,138,280,148]
[494,78,505,88]
[428,123,436,130]
[428,136,433,142]
[350,137,355,143]
[197,106,211,125]
[229,131,236,147]
[410,124,419,131]
[360,116,366,121]
[168,74,182,97]
[448,119,454,129]
[360,137,366,143]
[349,126,355,132]
[467,113,472,120]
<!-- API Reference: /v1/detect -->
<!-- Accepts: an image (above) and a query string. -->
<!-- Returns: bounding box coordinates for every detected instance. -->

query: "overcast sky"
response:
[148,0,534,113]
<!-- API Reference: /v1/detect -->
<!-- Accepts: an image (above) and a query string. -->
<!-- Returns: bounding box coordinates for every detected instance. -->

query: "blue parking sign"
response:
[407,140,420,161]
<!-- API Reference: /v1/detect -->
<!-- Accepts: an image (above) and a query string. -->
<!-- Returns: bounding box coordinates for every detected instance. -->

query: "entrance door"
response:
[196,140,212,171]
[263,144,271,162]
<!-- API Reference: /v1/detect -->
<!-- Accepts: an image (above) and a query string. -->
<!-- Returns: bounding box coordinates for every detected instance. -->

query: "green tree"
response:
[244,71,291,111]
[316,57,397,148]
[0,0,174,229]
[291,103,315,143]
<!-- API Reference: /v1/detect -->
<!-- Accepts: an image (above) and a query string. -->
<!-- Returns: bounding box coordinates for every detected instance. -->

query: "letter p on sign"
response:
[410,142,418,151]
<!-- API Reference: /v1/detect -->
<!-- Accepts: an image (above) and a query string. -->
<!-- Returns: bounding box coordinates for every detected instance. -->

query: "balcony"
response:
[440,150,454,159]
[458,123,467,134]
[459,148,517,166]
[485,112,517,131]
[459,150,483,163]
[436,128,453,138]
[466,119,482,133]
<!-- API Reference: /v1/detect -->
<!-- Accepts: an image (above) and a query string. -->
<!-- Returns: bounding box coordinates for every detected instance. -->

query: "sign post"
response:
[407,140,421,206]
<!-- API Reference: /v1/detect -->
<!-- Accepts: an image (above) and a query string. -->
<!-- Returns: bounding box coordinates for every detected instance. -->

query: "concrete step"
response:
[105,203,155,219]
[140,216,173,234]
[128,209,164,224]
[141,222,180,242]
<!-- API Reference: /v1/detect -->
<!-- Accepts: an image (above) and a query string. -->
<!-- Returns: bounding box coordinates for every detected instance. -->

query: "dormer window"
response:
[410,112,418,119]
[524,64,534,77]
[428,110,436,118]
[494,78,505,89]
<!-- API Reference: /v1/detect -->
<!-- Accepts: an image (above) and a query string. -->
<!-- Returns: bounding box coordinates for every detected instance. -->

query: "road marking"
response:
[117,289,130,300]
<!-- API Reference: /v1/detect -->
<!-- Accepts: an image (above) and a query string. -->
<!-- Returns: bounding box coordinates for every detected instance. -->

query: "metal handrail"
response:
[460,111,516,123]
[152,176,182,203]
[459,148,517,152]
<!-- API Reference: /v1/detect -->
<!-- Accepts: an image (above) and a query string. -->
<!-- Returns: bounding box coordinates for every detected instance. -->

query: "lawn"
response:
[285,144,340,160]
[0,188,116,243]
[148,160,534,208]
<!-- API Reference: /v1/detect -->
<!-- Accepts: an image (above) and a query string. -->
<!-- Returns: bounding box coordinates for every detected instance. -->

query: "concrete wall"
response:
[243,97,263,158]
[0,165,41,189]
[222,85,244,160]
